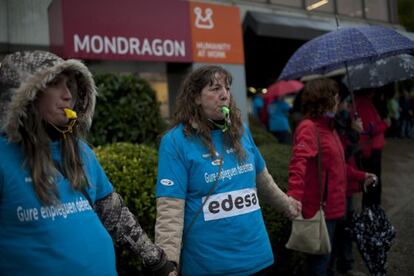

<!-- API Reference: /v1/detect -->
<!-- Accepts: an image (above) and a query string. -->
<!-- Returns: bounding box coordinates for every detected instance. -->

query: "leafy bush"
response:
[90,74,166,147]
[248,115,277,147]
[94,142,158,275]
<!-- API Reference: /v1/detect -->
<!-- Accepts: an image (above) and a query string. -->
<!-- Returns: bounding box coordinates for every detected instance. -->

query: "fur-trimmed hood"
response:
[0,50,96,142]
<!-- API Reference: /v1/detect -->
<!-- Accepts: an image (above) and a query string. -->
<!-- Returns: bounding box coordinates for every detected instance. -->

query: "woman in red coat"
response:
[355,89,390,207]
[287,79,354,276]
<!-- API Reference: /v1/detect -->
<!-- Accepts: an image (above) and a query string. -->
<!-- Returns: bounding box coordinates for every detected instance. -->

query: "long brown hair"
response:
[171,65,245,161]
[20,81,88,205]
[301,78,339,119]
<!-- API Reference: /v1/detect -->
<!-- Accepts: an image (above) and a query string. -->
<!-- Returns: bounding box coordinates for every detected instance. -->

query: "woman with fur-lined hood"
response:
[0,51,176,275]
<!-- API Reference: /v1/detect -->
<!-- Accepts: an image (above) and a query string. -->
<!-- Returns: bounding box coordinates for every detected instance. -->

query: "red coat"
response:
[346,157,366,196]
[337,131,366,196]
[355,94,388,157]
[288,118,347,219]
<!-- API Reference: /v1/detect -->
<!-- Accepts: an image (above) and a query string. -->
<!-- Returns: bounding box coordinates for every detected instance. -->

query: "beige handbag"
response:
[285,207,331,255]
[285,127,332,255]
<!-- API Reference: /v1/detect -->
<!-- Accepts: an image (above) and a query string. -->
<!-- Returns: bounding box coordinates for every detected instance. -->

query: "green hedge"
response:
[94,142,158,275]
[89,74,166,147]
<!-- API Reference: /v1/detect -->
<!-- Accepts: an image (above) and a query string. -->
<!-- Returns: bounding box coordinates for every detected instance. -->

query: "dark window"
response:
[365,0,389,21]
[337,0,363,18]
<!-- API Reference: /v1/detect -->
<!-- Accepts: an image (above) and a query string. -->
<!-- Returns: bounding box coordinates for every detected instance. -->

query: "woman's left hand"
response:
[363,173,377,192]
[351,117,364,133]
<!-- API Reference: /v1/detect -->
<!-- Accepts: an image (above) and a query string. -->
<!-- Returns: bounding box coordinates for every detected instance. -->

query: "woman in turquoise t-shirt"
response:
[155,65,302,275]
[0,51,176,276]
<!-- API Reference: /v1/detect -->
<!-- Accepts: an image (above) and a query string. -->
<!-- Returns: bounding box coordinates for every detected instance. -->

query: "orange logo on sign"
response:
[190,2,244,64]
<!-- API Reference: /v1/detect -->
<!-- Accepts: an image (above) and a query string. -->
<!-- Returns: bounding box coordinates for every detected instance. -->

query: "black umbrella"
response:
[346,206,396,276]
[343,54,414,90]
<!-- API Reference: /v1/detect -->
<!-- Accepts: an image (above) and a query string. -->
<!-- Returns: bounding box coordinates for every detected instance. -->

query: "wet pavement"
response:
[352,138,414,275]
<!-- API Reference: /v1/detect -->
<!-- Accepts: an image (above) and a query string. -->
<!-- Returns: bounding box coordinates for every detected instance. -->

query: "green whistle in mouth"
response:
[221,106,230,116]
[221,106,231,132]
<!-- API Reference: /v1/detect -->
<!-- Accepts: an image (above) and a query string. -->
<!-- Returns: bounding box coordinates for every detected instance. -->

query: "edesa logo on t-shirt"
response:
[202,188,260,221]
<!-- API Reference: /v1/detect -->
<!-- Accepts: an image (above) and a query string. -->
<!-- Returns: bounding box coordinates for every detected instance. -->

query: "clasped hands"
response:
[285,196,302,220]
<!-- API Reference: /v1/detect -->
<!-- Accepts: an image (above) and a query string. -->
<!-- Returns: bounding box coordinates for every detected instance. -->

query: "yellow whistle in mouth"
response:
[64,108,77,119]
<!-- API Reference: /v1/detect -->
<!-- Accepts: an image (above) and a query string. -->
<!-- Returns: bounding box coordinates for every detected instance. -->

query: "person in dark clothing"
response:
[399,90,412,138]
[332,96,376,275]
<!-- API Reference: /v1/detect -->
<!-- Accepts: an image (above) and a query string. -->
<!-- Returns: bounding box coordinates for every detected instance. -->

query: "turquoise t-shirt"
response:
[156,125,274,276]
[0,136,116,276]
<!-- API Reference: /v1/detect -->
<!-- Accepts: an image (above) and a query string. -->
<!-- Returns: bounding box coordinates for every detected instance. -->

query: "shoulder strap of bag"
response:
[170,133,224,239]
[315,125,328,207]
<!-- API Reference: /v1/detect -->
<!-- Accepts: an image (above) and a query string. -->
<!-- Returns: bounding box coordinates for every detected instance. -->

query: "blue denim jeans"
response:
[305,219,338,276]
